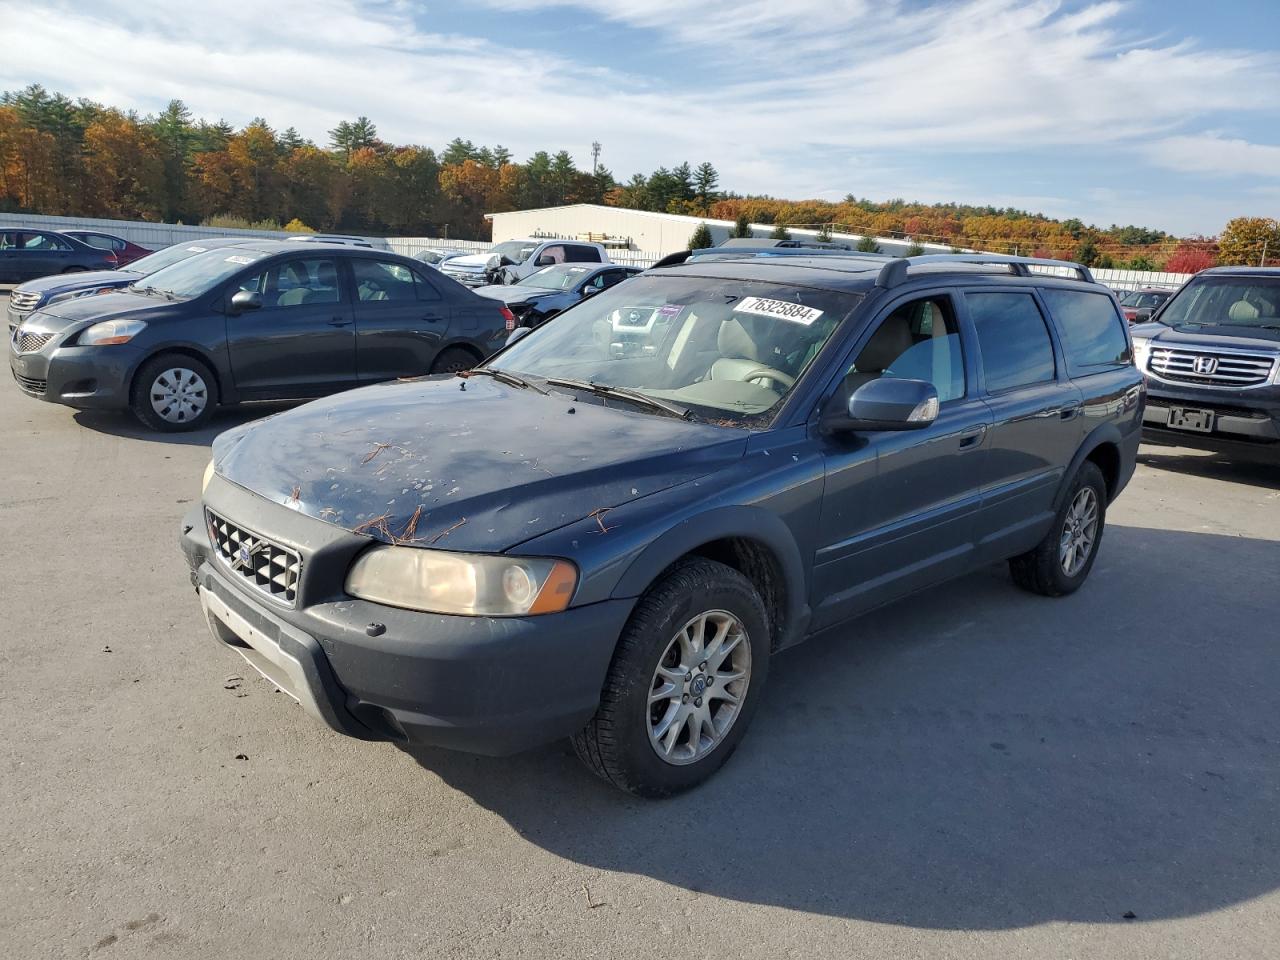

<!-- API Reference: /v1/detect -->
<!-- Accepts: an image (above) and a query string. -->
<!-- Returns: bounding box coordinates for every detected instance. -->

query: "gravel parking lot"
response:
[3,293,1278,958]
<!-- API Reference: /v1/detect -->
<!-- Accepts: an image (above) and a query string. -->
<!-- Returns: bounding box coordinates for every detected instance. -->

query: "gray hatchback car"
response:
[181,253,1143,796]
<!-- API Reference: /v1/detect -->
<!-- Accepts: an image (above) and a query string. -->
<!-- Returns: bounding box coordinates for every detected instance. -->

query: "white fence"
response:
[0,212,1193,286]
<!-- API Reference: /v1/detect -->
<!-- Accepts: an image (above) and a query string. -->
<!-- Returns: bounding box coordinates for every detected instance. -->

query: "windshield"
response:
[133,248,270,298]
[493,275,858,425]
[126,242,240,277]
[1159,277,1280,329]
[520,264,592,290]
[491,241,538,264]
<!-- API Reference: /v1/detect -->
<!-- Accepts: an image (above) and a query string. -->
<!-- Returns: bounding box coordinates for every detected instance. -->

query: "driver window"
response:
[844,296,965,403]
[239,259,341,308]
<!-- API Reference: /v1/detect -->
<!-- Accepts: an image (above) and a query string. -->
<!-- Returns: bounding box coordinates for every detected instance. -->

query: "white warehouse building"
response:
[485,203,963,259]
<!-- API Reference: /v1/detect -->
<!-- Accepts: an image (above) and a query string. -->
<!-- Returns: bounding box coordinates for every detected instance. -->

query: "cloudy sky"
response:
[3,0,1277,235]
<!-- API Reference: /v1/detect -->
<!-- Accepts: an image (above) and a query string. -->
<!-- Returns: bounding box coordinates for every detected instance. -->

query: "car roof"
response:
[1197,266,1280,277]
[651,253,1104,295]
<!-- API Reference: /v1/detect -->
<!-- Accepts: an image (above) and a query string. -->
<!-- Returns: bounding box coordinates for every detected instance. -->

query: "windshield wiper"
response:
[543,377,690,419]
[466,366,550,395]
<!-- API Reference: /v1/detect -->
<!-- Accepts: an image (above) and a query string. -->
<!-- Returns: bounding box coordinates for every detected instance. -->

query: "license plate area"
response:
[1168,407,1214,433]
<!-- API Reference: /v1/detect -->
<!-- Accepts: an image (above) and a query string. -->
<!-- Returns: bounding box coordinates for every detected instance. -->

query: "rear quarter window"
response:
[1040,289,1131,375]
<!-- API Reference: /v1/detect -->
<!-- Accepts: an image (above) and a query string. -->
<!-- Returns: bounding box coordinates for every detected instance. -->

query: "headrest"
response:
[1228,299,1259,322]
[857,319,915,372]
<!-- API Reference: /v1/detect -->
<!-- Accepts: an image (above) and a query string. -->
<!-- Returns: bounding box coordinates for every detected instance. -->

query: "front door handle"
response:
[328,316,351,327]
[423,314,442,323]
[958,424,987,449]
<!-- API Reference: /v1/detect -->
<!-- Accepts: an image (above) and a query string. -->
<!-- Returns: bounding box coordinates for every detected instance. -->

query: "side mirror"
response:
[579,285,599,298]
[826,378,939,433]
[535,254,555,267]
[229,290,262,314]
[505,326,532,347]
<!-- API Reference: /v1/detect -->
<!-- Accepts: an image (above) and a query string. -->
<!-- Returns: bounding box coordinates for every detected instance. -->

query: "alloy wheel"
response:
[1059,487,1099,577]
[648,609,752,766]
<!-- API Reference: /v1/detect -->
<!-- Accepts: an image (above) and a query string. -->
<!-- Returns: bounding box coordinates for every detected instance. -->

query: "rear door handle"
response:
[958,424,987,449]
[328,316,351,327]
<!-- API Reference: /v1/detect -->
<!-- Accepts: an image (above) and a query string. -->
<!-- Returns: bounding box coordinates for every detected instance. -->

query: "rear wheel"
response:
[130,353,218,432]
[1009,460,1107,597]
[431,347,477,375]
[572,558,770,797]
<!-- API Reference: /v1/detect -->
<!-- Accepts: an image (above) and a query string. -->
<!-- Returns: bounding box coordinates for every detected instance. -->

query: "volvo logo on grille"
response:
[231,541,264,572]
[1192,356,1219,375]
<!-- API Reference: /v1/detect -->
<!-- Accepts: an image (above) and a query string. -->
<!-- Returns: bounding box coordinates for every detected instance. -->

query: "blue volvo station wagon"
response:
[181,253,1143,796]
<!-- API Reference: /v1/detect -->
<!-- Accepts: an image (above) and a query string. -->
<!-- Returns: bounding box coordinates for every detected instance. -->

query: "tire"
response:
[1009,460,1107,597]
[572,558,771,797]
[431,347,477,375]
[130,353,219,432]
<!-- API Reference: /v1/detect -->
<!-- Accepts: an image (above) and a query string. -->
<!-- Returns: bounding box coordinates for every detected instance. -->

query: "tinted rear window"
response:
[1040,289,1131,374]
[967,292,1057,392]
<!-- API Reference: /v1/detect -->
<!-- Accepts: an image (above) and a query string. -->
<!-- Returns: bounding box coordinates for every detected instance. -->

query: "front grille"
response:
[1148,347,1277,388]
[8,291,42,312]
[13,331,52,353]
[13,373,46,396]
[206,510,301,607]
[443,269,486,286]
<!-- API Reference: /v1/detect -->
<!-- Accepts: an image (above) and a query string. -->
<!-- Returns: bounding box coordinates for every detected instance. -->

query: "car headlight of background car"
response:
[78,318,147,346]
[345,546,577,616]
[47,287,117,306]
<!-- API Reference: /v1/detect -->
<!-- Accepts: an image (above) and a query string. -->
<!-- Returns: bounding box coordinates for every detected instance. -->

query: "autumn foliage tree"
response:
[0,83,1266,254]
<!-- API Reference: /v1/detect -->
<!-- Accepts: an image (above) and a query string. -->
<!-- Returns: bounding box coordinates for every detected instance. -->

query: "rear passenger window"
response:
[1040,289,1131,374]
[352,258,418,302]
[967,292,1056,393]
[564,245,602,263]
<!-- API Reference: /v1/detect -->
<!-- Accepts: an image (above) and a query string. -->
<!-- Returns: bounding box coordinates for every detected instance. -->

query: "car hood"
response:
[442,253,493,269]
[473,285,558,304]
[1133,321,1280,350]
[19,290,189,335]
[212,374,747,552]
[14,269,141,299]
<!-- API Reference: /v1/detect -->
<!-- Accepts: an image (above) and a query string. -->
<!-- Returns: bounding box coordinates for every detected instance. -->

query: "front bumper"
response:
[1142,380,1280,459]
[180,480,633,756]
[442,270,489,287]
[8,340,141,408]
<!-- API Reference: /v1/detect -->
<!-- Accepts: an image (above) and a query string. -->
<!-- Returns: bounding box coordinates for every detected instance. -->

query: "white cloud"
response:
[0,0,1277,233]
[1148,135,1280,179]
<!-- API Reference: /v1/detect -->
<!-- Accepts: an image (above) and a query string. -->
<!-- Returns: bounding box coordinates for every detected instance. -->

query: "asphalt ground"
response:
[2,295,1278,958]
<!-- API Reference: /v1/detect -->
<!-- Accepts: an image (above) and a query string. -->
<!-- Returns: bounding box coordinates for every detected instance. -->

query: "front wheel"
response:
[1009,460,1107,597]
[572,558,771,797]
[130,353,218,432]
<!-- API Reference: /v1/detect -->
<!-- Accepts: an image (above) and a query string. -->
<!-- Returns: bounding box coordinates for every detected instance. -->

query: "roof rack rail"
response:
[875,254,1095,289]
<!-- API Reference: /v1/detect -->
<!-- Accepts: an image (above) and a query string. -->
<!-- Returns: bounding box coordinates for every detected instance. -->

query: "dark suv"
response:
[1133,267,1280,461]
[180,254,1142,796]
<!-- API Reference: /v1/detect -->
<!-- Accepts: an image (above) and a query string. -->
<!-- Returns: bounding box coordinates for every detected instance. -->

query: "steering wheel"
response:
[737,366,795,390]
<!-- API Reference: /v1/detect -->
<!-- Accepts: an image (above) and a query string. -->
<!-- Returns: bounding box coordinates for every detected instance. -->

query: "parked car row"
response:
[0,228,138,282]
[8,229,1275,796]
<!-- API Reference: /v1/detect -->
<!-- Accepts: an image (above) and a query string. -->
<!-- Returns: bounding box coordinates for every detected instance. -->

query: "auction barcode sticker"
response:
[224,255,255,264]
[735,296,824,326]
[185,246,208,253]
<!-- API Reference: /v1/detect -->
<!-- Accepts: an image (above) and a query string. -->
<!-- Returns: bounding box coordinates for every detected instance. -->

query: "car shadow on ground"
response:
[1138,443,1279,489]
[403,524,1279,929]
[72,402,303,447]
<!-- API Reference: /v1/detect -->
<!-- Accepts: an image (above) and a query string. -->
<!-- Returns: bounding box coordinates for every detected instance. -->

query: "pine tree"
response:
[770,222,790,241]
[688,222,714,249]
[855,235,882,254]
[732,213,752,238]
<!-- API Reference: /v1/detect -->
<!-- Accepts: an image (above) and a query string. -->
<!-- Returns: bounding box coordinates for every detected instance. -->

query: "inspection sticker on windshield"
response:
[735,296,824,326]
[185,246,208,253]
[224,255,255,265]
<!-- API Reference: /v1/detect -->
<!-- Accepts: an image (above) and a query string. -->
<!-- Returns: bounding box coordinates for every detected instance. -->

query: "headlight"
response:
[79,318,146,346]
[1131,336,1151,372]
[202,459,215,494]
[345,546,578,616]
[47,287,115,306]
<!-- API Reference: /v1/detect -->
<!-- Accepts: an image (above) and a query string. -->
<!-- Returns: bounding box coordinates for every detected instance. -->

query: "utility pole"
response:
[591,141,602,177]
[1262,238,1269,267]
